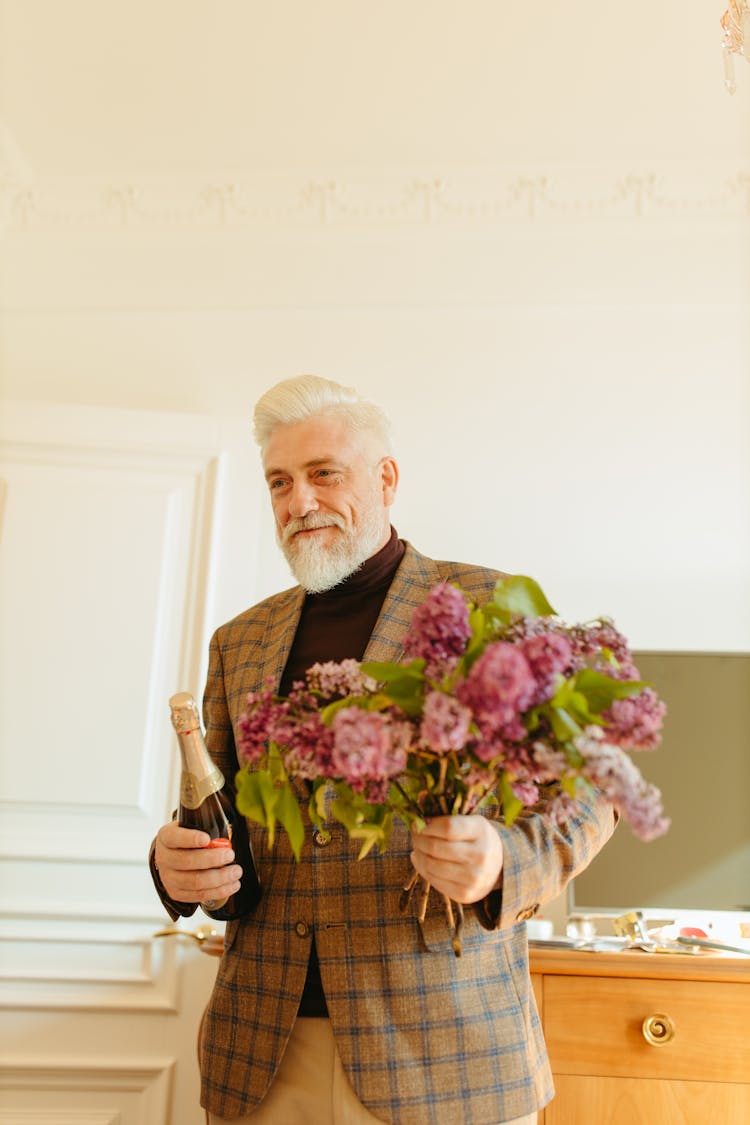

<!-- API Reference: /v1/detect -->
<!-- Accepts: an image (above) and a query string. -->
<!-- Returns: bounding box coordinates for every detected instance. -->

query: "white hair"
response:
[253,374,394,458]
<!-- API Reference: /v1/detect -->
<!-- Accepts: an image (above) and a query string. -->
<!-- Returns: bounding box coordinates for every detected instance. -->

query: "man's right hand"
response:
[154,822,243,906]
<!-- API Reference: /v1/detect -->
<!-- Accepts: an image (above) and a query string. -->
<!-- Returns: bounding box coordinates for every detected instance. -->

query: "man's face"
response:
[263,414,398,593]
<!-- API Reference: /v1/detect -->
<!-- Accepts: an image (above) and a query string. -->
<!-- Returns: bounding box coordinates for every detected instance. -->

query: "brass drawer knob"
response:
[642,1012,676,1046]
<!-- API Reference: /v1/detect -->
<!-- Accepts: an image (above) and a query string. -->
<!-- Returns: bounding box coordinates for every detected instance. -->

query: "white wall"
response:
[2,0,749,649]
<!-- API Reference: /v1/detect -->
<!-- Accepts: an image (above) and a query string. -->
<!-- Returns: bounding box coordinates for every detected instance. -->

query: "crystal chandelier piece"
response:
[721,0,750,93]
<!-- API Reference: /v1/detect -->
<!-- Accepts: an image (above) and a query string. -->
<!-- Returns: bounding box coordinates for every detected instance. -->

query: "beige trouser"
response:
[207,1016,538,1124]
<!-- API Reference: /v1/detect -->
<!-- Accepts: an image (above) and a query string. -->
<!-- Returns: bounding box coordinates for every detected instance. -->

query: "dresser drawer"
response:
[543,974,749,1084]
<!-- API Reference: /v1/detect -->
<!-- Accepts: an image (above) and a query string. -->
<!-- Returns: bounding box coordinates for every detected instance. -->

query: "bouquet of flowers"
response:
[235,575,668,953]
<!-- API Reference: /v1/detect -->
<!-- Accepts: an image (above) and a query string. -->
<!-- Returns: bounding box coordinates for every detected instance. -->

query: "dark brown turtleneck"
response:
[279,527,405,1017]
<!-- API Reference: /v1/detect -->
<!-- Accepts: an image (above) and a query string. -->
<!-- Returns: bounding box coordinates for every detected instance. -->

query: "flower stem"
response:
[392,780,427,820]
[417,879,431,923]
[399,868,420,912]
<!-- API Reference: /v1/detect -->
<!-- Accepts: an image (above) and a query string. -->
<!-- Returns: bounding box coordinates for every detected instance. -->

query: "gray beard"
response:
[278,510,388,594]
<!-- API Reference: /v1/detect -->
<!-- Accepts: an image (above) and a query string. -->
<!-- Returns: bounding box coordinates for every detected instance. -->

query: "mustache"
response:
[281,513,346,544]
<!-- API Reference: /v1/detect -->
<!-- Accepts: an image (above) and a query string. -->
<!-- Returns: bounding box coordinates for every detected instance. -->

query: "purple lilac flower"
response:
[420,691,472,755]
[237,679,279,763]
[461,762,498,793]
[471,736,508,764]
[529,742,569,783]
[603,688,666,751]
[510,779,540,806]
[544,790,584,827]
[456,642,535,742]
[268,712,335,780]
[305,659,377,699]
[403,582,472,680]
[330,708,410,792]
[571,620,639,680]
[520,631,574,704]
[362,778,391,804]
[580,739,670,841]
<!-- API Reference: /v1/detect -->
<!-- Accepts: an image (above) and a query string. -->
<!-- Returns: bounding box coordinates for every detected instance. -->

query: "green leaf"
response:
[552,704,585,741]
[235,769,269,827]
[360,658,425,682]
[561,774,580,798]
[320,696,367,724]
[329,796,365,833]
[499,771,524,826]
[275,782,305,861]
[237,767,305,860]
[491,575,557,620]
[267,742,287,783]
[360,659,426,716]
[308,779,329,829]
[458,605,492,673]
[574,668,647,714]
[235,769,280,842]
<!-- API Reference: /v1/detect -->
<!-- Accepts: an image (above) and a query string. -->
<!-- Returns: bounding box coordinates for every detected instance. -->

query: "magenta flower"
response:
[330,708,410,792]
[580,739,670,841]
[544,790,583,827]
[306,659,377,699]
[571,620,639,680]
[237,679,279,763]
[530,742,569,783]
[456,642,535,742]
[269,712,335,780]
[520,631,573,704]
[403,582,471,680]
[420,691,472,754]
[603,688,667,751]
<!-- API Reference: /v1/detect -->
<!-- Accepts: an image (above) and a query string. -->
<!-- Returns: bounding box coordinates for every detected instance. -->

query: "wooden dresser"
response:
[529,946,750,1124]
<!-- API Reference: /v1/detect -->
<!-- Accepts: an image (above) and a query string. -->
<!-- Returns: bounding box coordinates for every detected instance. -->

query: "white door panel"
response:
[0,401,266,1124]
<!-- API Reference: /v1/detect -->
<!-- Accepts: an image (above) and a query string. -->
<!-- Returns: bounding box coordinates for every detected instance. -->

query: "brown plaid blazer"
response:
[162,542,615,1123]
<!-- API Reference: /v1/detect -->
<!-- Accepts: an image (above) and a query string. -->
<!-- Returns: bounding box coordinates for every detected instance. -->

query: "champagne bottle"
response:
[169,691,261,920]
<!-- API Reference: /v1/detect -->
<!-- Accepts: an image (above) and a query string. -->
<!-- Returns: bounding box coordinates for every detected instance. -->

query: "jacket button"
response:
[516,904,540,922]
[312,829,331,847]
[294,920,310,938]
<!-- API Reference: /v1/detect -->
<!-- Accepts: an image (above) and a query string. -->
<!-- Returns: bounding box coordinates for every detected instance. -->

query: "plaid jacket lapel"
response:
[258,584,306,690]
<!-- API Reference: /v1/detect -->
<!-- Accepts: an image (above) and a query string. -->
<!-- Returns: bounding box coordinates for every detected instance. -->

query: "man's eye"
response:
[269,479,287,491]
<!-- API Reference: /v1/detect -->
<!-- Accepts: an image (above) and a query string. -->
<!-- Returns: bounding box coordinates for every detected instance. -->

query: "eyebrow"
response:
[264,456,349,481]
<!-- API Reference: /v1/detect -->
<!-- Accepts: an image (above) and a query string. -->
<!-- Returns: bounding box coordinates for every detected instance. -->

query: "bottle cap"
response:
[169,692,201,734]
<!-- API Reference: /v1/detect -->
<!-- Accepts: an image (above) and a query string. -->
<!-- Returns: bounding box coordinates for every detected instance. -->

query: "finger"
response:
[157,843,237,874]
[162,864,244,902]
[412,825,491,861]
[158,823,212,850]
[409,852,479,903]
[413,815,485,842]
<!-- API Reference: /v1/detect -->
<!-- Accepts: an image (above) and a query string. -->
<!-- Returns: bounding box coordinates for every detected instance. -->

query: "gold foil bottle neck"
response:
[169,691,201,734]
[169,690,225,805]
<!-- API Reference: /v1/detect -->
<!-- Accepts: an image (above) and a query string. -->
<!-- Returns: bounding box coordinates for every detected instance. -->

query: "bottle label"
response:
[180,770,223,809]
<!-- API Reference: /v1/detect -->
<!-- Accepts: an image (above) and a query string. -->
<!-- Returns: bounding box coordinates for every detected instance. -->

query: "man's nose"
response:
[287,479,320,519]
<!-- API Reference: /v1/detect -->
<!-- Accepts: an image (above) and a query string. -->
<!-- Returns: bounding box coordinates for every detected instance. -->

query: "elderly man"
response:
[151,374,615,1125]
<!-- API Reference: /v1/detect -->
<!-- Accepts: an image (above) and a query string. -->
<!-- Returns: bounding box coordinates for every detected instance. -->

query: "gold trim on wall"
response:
[3,166,750,232]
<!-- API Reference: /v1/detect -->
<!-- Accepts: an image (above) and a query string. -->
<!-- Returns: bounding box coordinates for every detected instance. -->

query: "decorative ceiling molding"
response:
[3,167,749,233]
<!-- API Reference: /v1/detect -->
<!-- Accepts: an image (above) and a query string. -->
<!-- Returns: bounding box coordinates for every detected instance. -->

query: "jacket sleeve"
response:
[475,786,617,930]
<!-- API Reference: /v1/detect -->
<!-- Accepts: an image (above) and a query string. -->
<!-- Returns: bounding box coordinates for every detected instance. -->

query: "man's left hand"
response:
[409,815,504,904]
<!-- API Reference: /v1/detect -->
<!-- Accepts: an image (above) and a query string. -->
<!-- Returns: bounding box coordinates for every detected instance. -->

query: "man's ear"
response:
[379,456,399,506]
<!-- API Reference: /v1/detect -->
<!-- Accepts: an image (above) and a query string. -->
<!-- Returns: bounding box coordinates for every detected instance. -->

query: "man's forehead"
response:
[263,416,373,472]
